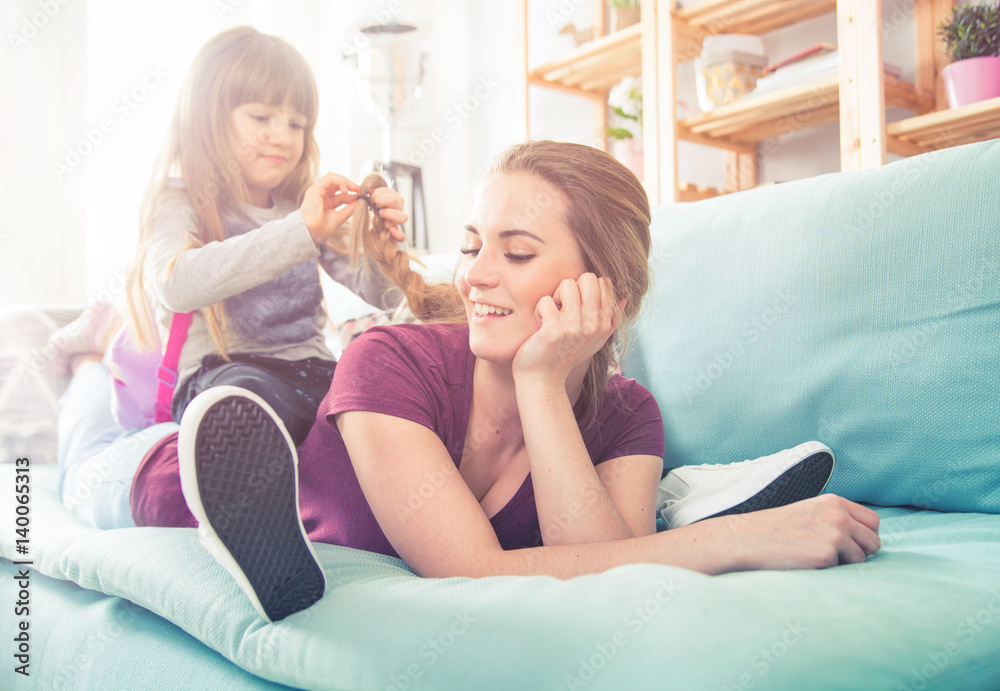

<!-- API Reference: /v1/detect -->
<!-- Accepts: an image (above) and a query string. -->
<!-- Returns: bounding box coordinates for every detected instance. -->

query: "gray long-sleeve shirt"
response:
[144,181,399,388]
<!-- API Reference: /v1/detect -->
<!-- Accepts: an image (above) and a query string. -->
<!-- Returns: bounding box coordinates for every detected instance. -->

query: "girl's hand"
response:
[301,173,361,244]
[512,273,621,385]
[367,186,408,243]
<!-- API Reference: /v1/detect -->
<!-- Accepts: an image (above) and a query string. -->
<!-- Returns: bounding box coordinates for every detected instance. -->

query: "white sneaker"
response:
[178,385,325,622]
[657,441,835,529]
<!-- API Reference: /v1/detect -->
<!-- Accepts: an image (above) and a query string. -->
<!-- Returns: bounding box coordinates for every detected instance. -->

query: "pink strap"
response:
[154,312,193,423]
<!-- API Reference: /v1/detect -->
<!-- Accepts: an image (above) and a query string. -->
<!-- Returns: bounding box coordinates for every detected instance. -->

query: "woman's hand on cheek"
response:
[302,173,361,244]
[512,273,617,384]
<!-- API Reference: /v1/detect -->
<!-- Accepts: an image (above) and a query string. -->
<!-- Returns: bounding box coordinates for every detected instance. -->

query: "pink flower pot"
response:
[942,56,1000,108]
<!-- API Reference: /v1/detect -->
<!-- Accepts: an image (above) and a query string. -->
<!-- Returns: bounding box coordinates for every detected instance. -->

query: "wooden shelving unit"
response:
[528,23,642,94]
[522,0,996,205]
[887,95,1000,154]
[680,74,933,143]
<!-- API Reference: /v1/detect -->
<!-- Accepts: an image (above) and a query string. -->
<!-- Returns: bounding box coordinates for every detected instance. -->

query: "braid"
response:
[336,173,465,324]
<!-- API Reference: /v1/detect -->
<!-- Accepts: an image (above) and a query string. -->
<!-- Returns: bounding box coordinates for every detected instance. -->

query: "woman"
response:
[139,141,880,623]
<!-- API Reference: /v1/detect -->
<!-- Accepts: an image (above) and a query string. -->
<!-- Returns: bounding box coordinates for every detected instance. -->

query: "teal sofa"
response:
[2,139,998,690]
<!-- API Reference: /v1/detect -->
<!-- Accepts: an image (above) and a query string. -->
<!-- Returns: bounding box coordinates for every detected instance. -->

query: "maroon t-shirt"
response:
[131,323,665,559]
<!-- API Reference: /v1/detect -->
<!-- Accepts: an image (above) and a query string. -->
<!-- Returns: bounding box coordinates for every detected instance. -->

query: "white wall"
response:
[2,0,88,306]
[0,0,919,309]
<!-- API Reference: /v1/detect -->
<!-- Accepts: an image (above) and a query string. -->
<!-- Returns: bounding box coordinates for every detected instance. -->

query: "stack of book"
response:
[749,43,902,97]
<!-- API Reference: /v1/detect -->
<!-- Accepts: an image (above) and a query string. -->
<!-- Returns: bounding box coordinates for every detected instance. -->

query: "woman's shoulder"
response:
[600,372,661,419]
[334,323,473,398]
[349,322,470,361]
[606,371,653,397]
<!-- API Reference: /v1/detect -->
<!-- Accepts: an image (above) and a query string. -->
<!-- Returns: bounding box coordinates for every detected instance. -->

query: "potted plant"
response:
[608,0,640,32]
[606,76,643,179]
[938,1,1000,108]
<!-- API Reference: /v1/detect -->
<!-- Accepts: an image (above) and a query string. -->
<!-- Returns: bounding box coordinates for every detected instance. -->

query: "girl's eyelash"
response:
[459,247,478,256]
[250,114,306,130]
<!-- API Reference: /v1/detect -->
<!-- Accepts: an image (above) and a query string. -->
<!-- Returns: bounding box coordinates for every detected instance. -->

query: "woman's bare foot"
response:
[46,302,122,375]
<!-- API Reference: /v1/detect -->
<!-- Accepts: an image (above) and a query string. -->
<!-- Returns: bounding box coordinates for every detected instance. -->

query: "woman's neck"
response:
[470,357,588,449]
[470,359,523,455]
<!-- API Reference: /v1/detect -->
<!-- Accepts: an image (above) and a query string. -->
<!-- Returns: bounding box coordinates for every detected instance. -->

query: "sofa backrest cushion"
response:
[626,139,1000,513]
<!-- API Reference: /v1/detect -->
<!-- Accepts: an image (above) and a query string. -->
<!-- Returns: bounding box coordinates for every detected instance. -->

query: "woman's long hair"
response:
[125,26,320,351]
[339,141,651,414]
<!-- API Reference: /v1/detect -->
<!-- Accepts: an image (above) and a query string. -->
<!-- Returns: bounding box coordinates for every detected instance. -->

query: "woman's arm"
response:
[516,374,662,543]
[338,410,881,580]
[514,274,660,545]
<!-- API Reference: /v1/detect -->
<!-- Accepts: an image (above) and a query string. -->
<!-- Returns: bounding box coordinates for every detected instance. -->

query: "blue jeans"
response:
[171,353,336,446]
[57,360,178,529]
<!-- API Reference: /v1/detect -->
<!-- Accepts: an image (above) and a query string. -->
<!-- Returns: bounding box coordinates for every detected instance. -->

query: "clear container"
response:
[694,35,767,112]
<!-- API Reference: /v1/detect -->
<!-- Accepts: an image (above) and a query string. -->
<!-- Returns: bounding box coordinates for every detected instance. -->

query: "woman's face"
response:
[229,97,306,207]
[458,172,588,364]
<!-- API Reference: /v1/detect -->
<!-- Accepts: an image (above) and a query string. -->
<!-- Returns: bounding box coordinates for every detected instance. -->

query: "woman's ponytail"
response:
[336,174,465,325]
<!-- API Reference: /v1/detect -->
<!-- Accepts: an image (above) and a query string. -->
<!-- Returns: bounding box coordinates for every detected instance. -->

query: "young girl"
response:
[50,25,407,528]
[126,25,407,444]
[127,141,875,623]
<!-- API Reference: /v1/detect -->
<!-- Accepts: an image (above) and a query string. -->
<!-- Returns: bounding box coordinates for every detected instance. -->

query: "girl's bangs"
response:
[224,38,317,122]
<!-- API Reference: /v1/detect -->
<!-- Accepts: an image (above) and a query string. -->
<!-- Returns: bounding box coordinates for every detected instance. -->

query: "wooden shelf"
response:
[677,0,837,36]
[680,74,933,143]
[528,23,642,96]
[678,183,723,202]
[887,96,1000,154]
[527,18,705,96]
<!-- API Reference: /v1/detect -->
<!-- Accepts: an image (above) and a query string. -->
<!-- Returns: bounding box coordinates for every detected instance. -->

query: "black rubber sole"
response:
[702,451,835,521]
[194,394,324,621]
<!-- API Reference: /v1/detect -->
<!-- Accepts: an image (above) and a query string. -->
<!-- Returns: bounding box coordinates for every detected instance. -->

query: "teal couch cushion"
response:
[626,140,1000,513]
[4,466,1000,690]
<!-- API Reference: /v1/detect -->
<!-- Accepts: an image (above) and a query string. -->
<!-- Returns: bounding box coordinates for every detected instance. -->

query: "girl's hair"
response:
[126,26,320,351]
[344,141,651,414]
